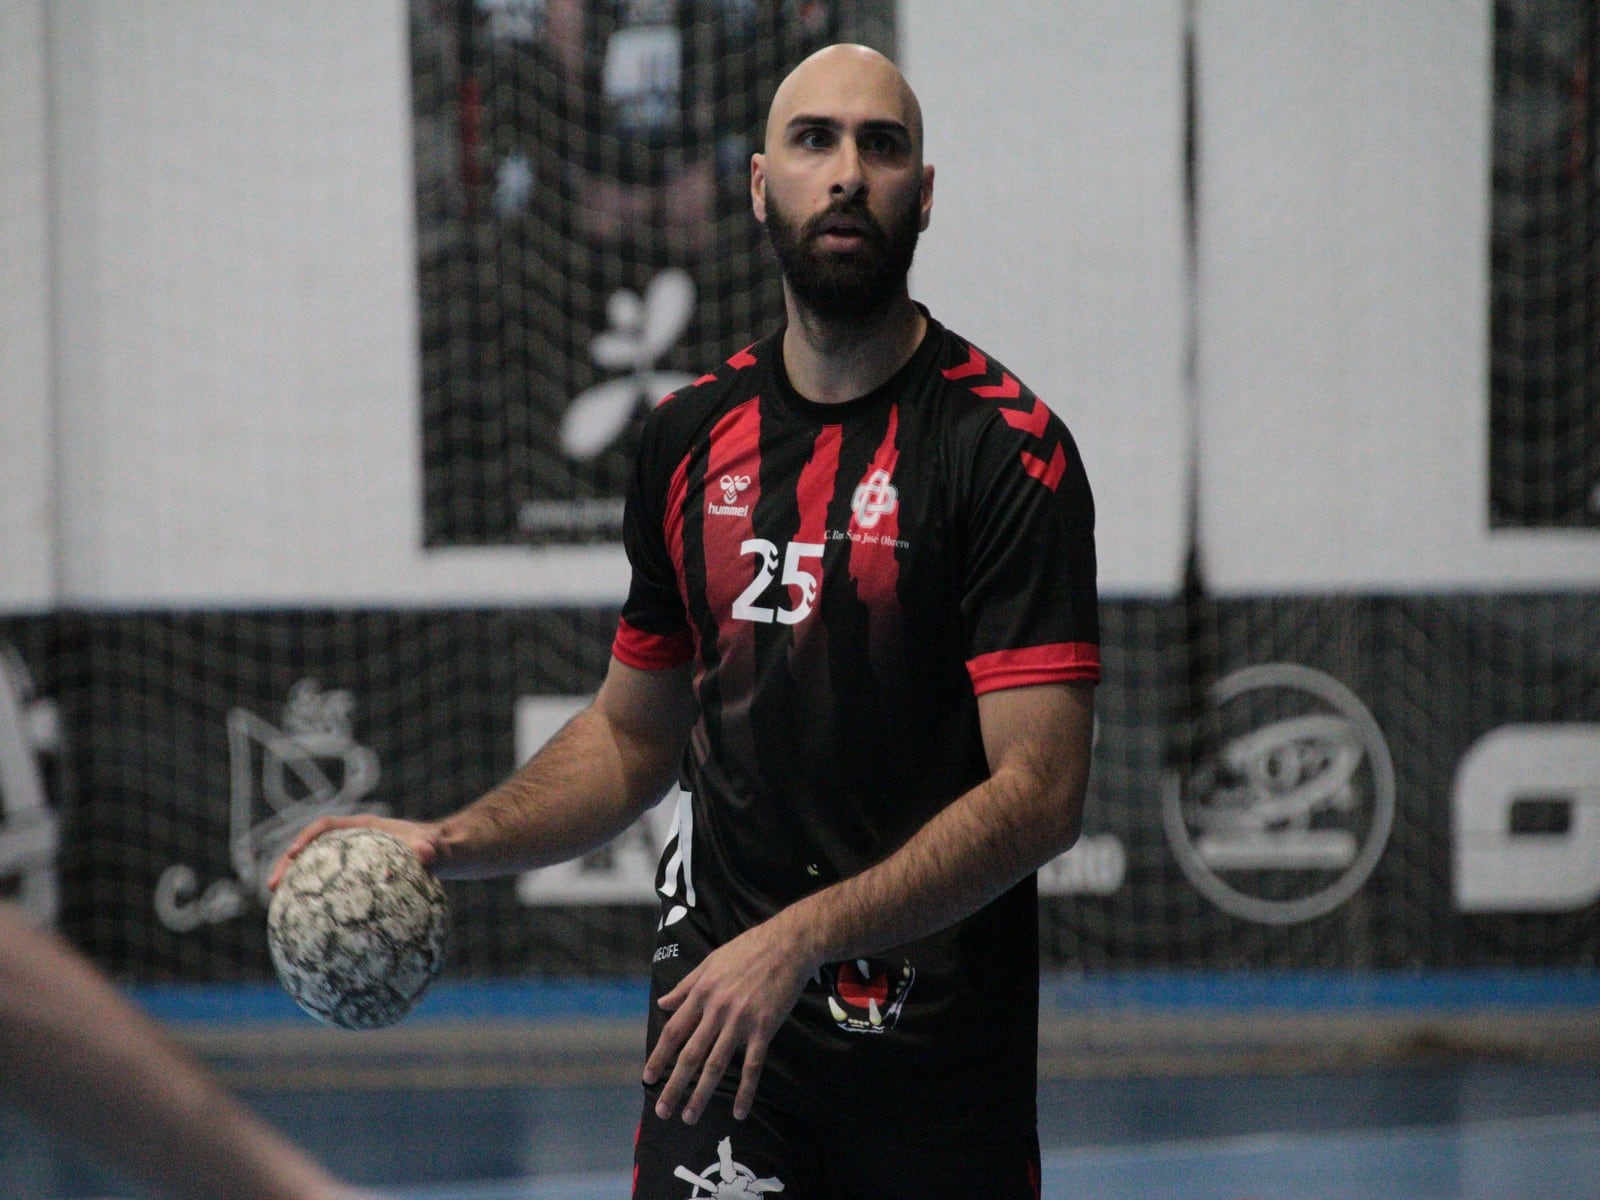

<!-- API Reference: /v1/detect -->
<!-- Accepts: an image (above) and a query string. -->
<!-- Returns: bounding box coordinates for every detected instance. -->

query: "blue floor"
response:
[391,1110,1600,1200]
[9,1061,1600,1199]
[6,972,1600,1198]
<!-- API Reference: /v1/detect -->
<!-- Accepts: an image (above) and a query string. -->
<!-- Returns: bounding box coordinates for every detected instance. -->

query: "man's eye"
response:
[862,133,907,159]
[797,129,833,149]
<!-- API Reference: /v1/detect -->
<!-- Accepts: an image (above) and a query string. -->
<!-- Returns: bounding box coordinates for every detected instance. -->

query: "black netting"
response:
[1489,0,1600,526]
[414,0,896,545]
[3,596,1596,983]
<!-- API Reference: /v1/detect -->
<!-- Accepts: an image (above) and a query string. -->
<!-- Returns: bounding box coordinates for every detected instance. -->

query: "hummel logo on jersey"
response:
[708,474,752,518]
[850,468,898,529]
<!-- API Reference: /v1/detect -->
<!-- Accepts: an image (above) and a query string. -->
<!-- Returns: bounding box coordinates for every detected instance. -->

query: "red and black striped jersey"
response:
[616,310,1098,1136]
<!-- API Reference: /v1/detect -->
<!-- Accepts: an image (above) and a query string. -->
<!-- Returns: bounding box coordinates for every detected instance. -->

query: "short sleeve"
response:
[615,415,695,671]
[960,402,1100,695]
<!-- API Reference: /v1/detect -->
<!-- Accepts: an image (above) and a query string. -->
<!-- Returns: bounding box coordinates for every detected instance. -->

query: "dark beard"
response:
[764,191,922,323]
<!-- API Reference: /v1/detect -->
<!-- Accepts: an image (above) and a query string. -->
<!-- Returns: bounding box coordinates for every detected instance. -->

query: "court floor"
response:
[8,1060,1600,1199]
[6,973,1599,1199]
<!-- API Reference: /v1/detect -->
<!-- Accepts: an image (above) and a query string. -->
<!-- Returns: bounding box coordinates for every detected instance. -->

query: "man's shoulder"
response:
[921,321,1088,500]
[635,332,777,464]
[923,324,1062,438]
[664,335,774,412]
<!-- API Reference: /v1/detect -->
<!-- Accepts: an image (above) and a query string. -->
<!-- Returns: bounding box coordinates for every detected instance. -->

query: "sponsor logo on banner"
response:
[1162,664,1395,925]
[551,269,697,469]
[155,680,385,932]
[1452,724,1600,912]
[673,1137,785,1198]
[0,646,60,925]
[1037,833,1126,896]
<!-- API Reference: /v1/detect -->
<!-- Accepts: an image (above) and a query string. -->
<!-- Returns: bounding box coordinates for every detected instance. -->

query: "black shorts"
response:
[632,1088,1042,1200]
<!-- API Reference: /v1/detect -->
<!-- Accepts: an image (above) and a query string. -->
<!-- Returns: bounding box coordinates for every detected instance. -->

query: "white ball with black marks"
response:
[267,828,449,1030]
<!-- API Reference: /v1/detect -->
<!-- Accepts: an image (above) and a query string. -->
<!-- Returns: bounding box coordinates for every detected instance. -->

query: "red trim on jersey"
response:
[727,343,758,370]
[613,616,694,670]
[999,395,1052,438]
[966,642,1101,693]
[795,422,842,567]
[942,345,988,380]
[664,452,691,610]
[847,404,902,612]
[973,371,1021,402]
[703,395,763,659]
[1021,443,1068,492]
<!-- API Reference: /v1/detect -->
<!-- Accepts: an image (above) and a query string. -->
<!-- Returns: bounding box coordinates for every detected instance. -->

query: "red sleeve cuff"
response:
[966,642,1101,695]
[613,616,695,671]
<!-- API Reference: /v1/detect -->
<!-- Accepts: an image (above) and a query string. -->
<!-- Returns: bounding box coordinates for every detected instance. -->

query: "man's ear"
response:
[751,153,768,224]
[918,163,935,232]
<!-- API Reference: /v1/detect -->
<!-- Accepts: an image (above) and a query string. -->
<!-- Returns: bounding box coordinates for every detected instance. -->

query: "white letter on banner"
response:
[1452,725,1600,912]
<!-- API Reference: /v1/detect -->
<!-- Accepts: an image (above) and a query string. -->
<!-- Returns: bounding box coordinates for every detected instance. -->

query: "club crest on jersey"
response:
[708,474,751,517]
[822,957,915,1034]
[849,468,898,529]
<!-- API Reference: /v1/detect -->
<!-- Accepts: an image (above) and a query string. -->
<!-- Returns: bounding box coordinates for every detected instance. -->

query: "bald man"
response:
[274,44,1099,1198]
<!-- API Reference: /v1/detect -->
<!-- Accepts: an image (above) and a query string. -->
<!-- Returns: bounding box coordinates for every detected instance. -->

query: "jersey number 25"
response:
[731,539,823,625]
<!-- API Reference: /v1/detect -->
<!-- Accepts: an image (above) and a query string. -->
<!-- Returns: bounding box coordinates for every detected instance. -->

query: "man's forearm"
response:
[433,703,675,879]
[781,762,1082,967]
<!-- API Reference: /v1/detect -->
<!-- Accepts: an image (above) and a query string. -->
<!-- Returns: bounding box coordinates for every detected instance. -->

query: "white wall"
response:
[6,2,1590,613]
[13,0,1188,610]
[903,0,1190,596]
[1196,0,1600,593]
[45,1,627,608]
[0,0,56,611]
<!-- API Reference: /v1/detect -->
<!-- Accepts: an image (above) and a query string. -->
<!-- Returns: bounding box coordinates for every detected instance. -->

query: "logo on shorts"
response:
[822,957,915,1034]
[849,468,898,529]
[673,1136,785,1197]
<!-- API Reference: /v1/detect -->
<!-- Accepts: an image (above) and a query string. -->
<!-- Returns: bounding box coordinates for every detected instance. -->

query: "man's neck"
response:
[780,290,927,406]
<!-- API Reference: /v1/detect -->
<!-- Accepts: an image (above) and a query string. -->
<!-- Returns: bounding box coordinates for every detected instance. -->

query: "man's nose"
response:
[829,139,867,200]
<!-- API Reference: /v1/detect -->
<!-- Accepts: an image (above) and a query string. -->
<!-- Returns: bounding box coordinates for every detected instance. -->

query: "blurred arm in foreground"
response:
[0,901,378,1200]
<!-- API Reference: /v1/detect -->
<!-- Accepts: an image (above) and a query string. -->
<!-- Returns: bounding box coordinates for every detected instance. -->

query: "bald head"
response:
[764,44,924,159]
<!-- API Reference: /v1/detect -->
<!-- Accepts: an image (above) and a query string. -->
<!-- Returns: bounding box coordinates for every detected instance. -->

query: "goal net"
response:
[4,3,1597,992]
[413,0,895,546]
[1489,0,1599,527]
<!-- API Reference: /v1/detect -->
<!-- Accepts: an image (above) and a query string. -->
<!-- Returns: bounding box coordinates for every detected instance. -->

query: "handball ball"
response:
[267,828,449,1030]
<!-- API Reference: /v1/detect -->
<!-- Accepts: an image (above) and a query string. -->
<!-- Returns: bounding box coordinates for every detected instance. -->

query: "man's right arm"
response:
[268,656,695,888]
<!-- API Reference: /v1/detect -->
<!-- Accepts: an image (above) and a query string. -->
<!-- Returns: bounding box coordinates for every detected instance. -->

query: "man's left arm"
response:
[644,678,1095,1123]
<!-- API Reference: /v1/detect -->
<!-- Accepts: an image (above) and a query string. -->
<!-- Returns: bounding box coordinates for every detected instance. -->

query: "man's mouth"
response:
[811,212,874,249]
